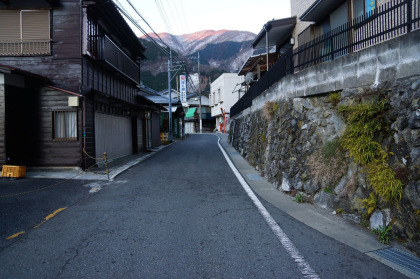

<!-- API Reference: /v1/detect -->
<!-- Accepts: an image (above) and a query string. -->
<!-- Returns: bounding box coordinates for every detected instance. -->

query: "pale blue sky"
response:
[116,0,291,35]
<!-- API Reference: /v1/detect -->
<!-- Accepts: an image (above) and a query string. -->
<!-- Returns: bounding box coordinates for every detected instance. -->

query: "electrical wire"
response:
[113,0,175,60]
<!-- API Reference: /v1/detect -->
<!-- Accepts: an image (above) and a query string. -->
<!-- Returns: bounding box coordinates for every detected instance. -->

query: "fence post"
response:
[330,32,334,61]
[407,0,412,32]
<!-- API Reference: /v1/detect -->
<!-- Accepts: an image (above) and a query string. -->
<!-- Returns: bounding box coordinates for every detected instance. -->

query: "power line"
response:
[155,0,173,34]
[179,0,190,34]
[124,0,169,50]
[113,0,183,63]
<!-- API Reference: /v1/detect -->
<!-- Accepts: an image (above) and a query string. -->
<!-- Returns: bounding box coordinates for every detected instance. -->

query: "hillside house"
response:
[232,0,420,116]
[0,0,159,169]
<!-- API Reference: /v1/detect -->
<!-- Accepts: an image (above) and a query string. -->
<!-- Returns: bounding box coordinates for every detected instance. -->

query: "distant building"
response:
[142,88,184,140]
[184,93,213,134]
[210,74,245,132]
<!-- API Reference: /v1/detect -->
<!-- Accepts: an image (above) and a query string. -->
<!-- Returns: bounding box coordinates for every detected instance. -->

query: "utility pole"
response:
[168,49,172,142]
[198,52,202,134]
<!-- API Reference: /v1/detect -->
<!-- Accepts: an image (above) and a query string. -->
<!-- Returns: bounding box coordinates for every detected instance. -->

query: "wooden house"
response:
[0,0,159,170]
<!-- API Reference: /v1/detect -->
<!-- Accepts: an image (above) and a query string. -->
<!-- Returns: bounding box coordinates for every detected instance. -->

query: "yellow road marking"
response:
[33,207,68,229]
[6,231,25,240]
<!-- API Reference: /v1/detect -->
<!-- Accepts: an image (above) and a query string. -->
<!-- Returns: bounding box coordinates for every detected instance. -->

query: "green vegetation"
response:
[322,139,341,159]
[371,225,392,244]
[338,98,403,202]
[295,193,303,203]
[336,208,346,215]
[328,91,341,106]
[260,133,266,142]
[363,193,378,215]
[323,187,333,194]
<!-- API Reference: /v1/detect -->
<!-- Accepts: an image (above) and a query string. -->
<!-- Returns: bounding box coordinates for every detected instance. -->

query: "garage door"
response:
[95,112,132,160]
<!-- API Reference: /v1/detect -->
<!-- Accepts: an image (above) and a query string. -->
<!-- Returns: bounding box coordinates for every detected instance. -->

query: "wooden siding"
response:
[4,85,81,167]
[7,85,82,167]
[36,86,82,167]
[0,0,82,92]
[0,83,5,165]
[82,58,138,104]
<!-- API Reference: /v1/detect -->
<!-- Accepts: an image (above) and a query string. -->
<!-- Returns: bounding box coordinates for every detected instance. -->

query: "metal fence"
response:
[231,50,293,117]
[0,40,51,56]
[231,0,420,117]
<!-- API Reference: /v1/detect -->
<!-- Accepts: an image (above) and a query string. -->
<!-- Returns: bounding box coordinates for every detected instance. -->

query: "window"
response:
[0,10,51,56]
[354,0,376,18]
[217,88,221,103]
[53,110,77,141]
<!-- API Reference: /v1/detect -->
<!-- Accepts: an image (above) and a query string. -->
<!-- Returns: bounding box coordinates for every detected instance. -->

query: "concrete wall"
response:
[240,29,420,118]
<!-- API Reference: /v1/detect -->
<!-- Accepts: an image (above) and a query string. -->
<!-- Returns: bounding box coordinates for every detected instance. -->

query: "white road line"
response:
[217,137,320,279]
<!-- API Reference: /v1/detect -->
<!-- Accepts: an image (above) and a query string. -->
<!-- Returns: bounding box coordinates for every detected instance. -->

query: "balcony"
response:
[0,40,51,56]
[95,35,140,84]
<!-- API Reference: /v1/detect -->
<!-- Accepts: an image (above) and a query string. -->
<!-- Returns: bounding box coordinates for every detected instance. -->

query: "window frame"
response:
[0,9,51,56]
[52,109,78,141]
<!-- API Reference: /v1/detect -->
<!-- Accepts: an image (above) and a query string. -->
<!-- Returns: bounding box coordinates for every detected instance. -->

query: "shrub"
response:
[339,98,402,202]
[329,91,341,106]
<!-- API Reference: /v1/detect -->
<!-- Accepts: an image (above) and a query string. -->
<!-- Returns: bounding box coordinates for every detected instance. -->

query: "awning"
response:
[185,107,196,118]
[252,17,297,49]
[300,0,346,22]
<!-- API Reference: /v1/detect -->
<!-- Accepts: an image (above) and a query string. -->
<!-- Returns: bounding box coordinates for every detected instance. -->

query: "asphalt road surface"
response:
[0,134,408,278]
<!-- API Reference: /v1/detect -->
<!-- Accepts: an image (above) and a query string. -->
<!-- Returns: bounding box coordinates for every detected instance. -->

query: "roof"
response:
[238,46,276,76]
[300,0,346,22]
[186,95,209,106]
[136,95,167,111]
[252,17,297,49]
[0,64,50,84]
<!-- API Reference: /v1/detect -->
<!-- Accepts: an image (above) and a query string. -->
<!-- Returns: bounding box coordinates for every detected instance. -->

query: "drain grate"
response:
[373,248,420,275]
[246,173,263,181]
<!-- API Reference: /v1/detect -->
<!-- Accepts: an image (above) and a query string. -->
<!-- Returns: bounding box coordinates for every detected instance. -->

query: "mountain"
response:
[145,30,255,58]
[140,30,255,92]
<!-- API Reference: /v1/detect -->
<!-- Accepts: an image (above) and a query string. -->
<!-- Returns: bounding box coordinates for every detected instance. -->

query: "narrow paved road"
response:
[0,134,408,278]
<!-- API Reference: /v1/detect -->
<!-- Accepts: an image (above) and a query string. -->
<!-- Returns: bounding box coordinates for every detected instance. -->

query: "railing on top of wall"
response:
[231,0,420,117]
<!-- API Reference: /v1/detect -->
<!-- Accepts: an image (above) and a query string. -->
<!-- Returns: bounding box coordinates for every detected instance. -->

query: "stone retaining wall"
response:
[229,30,420,252]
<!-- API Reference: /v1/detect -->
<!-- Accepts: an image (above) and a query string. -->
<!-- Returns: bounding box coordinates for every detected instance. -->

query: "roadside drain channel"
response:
[373,248,420,276]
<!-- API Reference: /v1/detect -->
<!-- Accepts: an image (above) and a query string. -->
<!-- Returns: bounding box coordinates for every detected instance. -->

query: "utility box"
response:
[68,96,79,107]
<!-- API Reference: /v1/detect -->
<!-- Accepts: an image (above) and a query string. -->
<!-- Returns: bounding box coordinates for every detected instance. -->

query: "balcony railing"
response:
[97,35,140,84]
[231,0,420,117]
[0,40,51,56]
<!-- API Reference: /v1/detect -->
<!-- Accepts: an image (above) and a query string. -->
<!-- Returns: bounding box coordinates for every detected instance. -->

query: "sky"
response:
[116,0,291,36]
